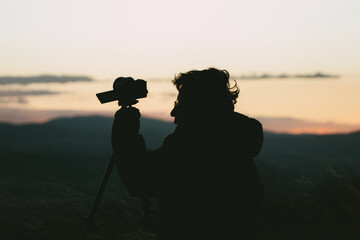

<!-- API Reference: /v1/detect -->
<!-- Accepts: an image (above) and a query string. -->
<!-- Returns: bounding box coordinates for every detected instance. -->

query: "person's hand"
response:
[111,107,141,152]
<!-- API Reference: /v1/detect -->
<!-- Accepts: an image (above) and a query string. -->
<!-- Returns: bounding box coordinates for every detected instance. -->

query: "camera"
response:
[96,77,148,106]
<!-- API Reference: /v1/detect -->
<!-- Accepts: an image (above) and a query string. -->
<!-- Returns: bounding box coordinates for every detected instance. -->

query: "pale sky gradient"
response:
[1,0,360,78]
[1,0,360,133]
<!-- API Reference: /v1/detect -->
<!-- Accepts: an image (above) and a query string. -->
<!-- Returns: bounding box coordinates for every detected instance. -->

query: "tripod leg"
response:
[80,154,116,240]
[141,197,151,226]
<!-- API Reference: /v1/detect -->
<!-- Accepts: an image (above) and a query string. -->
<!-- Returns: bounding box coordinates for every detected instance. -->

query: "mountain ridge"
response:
[2,114,360,136]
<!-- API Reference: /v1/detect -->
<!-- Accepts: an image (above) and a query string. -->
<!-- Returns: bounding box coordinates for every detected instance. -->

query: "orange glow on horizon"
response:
[264,127,360,135]
[1,108,359,135]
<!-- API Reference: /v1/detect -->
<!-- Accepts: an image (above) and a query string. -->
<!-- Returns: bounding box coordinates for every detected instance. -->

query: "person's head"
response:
[170,68,239,125]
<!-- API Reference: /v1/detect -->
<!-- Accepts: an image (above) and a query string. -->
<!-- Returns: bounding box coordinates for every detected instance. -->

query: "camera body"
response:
[96,77,148,106]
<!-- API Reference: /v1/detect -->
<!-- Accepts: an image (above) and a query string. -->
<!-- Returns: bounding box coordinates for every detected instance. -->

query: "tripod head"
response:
[96,77,148,106]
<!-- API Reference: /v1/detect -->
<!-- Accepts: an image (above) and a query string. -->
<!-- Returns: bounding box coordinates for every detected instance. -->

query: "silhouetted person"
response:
[112,68,264,240]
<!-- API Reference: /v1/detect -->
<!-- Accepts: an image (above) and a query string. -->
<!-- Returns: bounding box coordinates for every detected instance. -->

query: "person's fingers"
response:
[127,107,141,117]
[115,107,140,119]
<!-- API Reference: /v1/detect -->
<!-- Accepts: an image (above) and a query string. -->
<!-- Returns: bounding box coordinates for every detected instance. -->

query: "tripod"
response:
[80,104,151,240]
[80,153,116,240]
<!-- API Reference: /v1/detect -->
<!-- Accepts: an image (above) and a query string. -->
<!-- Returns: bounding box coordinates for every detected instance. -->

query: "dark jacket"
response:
[114,112,264,240]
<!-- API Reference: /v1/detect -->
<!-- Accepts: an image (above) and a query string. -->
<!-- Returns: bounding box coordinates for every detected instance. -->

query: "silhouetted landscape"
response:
[0,116,359,239]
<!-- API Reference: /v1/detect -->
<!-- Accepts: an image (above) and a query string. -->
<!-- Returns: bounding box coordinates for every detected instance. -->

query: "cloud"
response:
[0,90,60,104]
[0,90,59,97]
[233,72,340,80]
[0,75,93,85]
[161,92,177,98]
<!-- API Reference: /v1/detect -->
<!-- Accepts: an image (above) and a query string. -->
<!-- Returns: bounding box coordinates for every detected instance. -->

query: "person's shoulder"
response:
[232,112,262,129]
[232,112,264,156]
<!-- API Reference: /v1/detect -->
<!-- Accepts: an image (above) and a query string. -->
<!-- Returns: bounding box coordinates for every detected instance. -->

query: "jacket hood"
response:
[174,112,264,157]
[225,112,264,157]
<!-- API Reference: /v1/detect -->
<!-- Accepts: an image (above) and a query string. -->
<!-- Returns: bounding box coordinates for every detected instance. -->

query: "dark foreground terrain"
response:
[0,116,359,239]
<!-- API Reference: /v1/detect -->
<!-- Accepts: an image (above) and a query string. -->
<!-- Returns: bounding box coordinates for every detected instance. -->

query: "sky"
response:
[1,0,360,134]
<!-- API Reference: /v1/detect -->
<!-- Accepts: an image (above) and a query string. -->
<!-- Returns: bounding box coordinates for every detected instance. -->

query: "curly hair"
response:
[172,68,240,111]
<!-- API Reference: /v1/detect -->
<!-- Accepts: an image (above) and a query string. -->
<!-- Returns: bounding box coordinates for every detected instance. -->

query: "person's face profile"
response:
[170,92,188,125]
[170,98,181,124]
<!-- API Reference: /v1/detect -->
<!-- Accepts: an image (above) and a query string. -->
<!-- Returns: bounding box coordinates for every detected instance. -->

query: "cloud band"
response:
[0,75,93,85]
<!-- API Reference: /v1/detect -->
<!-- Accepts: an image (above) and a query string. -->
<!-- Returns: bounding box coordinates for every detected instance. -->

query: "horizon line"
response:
[1,112,359,136]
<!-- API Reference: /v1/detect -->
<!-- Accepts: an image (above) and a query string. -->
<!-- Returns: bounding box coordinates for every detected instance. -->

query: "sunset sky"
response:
[1,0,360,134]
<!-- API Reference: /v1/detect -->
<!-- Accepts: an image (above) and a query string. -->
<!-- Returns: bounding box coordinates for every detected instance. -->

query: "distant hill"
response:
[1,115,359,195]
[0,116,176,155]
[1,115,359,161]
[1,115,359,175]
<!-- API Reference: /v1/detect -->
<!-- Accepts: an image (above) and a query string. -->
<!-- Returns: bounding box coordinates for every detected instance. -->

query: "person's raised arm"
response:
[111,107,185,198]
